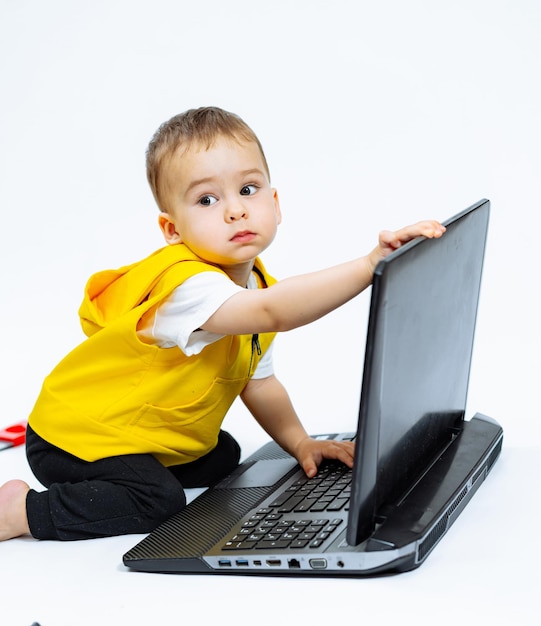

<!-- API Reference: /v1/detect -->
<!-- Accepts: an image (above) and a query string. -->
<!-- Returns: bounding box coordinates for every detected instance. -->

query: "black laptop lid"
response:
[347,200,490,546]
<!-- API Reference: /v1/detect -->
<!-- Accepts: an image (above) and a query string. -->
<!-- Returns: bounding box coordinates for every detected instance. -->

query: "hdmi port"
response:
[266,559,282,567]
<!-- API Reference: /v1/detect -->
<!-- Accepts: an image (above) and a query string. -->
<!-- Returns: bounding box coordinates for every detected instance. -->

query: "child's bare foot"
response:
[0,480,31,540]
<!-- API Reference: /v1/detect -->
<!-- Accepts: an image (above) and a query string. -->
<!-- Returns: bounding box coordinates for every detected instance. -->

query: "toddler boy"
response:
[0,107,444,541]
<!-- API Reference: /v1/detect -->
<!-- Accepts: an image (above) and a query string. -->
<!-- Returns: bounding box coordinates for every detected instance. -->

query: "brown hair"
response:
[146,106,270,212]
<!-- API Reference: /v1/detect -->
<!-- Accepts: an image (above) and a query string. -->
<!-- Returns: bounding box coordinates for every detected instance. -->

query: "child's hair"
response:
[146,106,270,212]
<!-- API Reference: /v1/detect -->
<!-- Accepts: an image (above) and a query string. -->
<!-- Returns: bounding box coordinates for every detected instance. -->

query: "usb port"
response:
[236,559,249,566]
[218,559,232,567]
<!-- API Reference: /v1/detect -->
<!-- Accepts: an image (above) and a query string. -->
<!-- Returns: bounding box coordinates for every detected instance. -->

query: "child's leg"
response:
[169,430,241,487]
[25,425,186,540]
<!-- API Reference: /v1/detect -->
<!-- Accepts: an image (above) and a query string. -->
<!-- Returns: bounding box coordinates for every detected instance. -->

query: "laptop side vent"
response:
[471,464,485,486]
[417,437,502,563]
[417,484,468,561]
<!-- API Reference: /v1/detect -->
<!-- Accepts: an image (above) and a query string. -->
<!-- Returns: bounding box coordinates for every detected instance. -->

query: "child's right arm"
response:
[202,220,445,336]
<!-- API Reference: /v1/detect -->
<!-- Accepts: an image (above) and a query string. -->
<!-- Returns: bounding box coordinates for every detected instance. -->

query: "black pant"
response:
[25,425,240,540]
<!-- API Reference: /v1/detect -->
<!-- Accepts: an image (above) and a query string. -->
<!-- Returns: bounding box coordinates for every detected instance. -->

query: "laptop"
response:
[123,198,503,576]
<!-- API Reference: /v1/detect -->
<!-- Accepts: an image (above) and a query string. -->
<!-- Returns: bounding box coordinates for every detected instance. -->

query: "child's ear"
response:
[158,212,182,244]
[272,188,282,225]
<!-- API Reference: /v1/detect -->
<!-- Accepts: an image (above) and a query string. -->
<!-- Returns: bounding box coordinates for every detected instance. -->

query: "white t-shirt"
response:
[137,271,274,379]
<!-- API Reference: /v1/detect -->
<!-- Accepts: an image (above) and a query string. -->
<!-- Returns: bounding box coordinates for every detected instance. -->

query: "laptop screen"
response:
[347,200,490,546]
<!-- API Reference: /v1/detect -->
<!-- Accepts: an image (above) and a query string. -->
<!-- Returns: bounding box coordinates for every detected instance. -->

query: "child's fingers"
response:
[397,220,446,242]
[381,221,445,250]
[300,442,355,477]
[302,459,318,478]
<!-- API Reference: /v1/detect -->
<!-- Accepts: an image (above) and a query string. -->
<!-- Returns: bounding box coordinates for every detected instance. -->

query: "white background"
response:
[0,1,540,624]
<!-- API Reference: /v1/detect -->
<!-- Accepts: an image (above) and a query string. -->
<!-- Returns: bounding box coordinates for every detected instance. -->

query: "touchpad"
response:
[218,458,299,489]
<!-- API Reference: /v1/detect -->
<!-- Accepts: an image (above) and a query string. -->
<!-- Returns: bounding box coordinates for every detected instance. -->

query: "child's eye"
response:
[240,185,257,196]
[199,195,217,206]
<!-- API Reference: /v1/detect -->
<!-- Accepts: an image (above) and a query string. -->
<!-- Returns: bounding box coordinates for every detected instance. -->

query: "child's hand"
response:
[294,437,355,478]
[368,220,446,273]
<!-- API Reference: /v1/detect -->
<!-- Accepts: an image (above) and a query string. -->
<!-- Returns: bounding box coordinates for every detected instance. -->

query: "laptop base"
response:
[123,412,502,577]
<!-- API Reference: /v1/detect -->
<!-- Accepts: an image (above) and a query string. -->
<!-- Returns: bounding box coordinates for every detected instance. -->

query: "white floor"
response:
[1,442,540,625]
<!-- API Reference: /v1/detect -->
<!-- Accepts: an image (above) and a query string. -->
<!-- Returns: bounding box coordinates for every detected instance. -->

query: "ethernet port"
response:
[288,558,301,569]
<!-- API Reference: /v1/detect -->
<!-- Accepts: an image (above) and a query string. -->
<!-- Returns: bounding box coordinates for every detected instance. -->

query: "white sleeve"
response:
[137,272,275,378]
[138,272,243,354]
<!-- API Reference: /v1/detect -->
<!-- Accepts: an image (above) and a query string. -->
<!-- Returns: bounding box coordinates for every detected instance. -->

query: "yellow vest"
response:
[29,244,276,466]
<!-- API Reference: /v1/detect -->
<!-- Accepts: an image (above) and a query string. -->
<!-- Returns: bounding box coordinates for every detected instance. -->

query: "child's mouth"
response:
[231,231,256,243]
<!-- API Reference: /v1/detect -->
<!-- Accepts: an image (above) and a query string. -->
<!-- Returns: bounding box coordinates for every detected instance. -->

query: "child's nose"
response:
[226,203,247,221]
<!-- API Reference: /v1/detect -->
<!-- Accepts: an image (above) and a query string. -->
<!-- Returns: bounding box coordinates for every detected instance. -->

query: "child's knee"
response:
[150,482,187,525]
[218,430,241,471]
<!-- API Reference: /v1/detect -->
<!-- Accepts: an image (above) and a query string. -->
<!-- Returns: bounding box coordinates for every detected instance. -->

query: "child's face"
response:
[158,136,281,282]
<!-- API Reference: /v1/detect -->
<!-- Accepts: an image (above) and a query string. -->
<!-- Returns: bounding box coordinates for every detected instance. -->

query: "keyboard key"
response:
[241,520,259,528]
[290,539,309,549]
[327,498,348,511]
[255,540,291,549]
[270,492,293,507]
[282,532,298,540]
[278,496,305,512]
[310,502,330,512]
[294,498,318,512]
[261,520,278,528]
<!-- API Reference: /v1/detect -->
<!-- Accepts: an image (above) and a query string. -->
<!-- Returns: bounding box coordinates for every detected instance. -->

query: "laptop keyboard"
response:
[268,461,351,513]
[223,461,351,551]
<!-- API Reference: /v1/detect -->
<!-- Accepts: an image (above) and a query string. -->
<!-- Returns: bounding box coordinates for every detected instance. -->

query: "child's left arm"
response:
[241,375,355,478]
